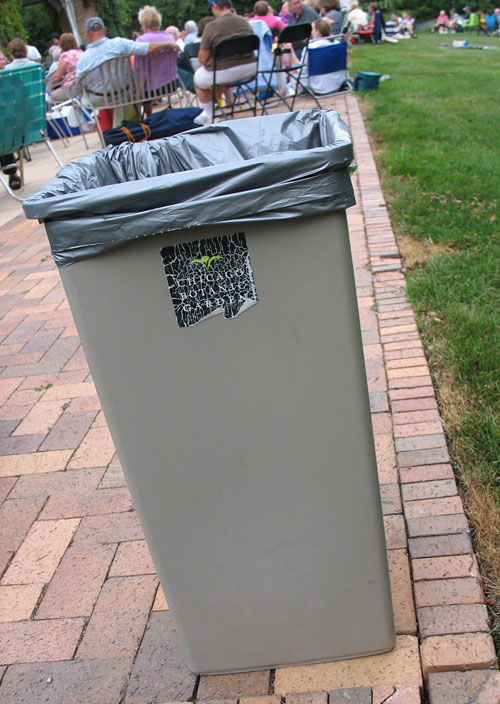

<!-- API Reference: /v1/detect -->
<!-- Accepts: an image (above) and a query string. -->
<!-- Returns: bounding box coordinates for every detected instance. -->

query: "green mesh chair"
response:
[0,64,63,201]
[464,12,477,31]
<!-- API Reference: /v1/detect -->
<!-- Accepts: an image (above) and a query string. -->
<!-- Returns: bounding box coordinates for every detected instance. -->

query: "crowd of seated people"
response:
[2,0,300,141]
[478,7,500,33]
[385,11,416,36]
[344,3,384,42]
[192,0,258,125]
[187,0,497,59]
[0,6,196,188]
[3,0,452,190]
[75,14,179,129]
[431,8,461,31]
[430,6,500,33]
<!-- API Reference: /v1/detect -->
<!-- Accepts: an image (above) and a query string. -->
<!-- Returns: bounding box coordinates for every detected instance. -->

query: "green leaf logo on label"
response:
[189,255,222,272]
[161,233,258,328]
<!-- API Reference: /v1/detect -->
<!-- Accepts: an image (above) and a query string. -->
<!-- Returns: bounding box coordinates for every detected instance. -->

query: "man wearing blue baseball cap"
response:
[76,16,179,126]
[193,0,257,125]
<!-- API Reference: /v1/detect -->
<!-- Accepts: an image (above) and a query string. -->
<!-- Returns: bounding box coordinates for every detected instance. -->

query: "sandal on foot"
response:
[9,174,21,191]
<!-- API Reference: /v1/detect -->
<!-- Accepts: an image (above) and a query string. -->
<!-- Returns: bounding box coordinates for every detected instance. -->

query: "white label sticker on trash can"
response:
[161,232,258,328]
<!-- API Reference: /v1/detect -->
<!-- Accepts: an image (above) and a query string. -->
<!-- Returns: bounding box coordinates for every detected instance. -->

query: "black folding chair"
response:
[211,33,260,122]
[260,23,312,114]
[184,41,201,70]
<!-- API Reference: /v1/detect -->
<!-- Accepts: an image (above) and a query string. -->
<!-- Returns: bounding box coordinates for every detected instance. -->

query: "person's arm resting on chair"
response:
[148,41,180,53]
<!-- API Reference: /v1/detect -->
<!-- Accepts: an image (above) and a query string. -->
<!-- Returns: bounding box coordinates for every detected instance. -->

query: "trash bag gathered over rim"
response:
[23,109,356,267]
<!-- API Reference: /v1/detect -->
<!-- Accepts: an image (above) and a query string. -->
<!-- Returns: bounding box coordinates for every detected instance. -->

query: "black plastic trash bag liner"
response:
[103,107,203,146]
[23,109,356,267]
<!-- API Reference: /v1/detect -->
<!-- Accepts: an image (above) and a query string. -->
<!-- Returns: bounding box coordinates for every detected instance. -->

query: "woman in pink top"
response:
[51,33,83,101]
[253,0,287,32]
[431,10,449,31]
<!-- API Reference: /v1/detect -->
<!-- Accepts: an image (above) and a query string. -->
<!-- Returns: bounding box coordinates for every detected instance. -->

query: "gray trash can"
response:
[24,110,395,675]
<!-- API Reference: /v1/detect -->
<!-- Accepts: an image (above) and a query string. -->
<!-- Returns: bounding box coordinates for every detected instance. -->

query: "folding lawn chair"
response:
[356,27,375,43]
[249,18,275,101]
[462,12,476,30]
[45,98,95,148]
[184,41,201,71]
[0,64,63,202]
[299,38,352,102]
[210,33,261,123]
[259,23,312,114]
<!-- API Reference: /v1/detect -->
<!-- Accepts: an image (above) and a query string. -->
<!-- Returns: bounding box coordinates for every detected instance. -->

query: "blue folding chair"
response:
[302,39,352,101]
[0,64,62,201]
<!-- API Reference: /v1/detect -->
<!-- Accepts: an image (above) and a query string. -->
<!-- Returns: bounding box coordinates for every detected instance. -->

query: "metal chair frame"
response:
[184,41,201,70]
[45,72,92,149]
[259,23,313,114]
[78,51,186,146]
[211,33,261,123]
[0,64,63,202]
[177,45,200,107]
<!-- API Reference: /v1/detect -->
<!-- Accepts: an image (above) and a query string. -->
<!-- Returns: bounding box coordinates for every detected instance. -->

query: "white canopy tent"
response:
[61,0,82,45]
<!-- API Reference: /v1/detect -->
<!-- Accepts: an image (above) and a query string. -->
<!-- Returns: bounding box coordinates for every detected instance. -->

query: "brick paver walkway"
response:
[0,94,497,703]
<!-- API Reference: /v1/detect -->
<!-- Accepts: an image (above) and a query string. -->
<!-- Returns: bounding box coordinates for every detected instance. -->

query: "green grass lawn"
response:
[348,31,500,614]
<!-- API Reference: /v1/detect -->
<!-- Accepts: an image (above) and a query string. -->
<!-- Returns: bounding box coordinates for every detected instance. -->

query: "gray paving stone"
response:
[428,670,500,703]
[197,670,271,700]
[380,483,402,515]
[408,533,473,559]
[329,687,372,703]
[286,692,327,704]
[370,392,389,413]
[124,611,197,703]
[0,658,132,704]
[0,477,16,503]
[0,420,19,437]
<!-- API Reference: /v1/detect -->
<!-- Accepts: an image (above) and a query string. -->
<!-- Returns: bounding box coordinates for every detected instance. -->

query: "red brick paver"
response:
[0,93,496,704]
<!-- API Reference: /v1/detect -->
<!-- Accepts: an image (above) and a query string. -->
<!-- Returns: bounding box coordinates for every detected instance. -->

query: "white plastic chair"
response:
[78,50,184,146]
